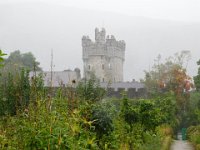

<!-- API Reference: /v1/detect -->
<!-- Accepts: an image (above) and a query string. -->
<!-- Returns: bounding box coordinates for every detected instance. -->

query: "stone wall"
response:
[46,87,147,99]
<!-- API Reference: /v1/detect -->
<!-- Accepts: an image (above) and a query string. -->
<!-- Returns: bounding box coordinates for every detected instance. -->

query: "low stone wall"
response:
[106,88,147,99]
[45,86,147,99]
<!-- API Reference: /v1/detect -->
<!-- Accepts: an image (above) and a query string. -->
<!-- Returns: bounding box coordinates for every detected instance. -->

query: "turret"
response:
[95,28,106,43]
[82,36,92,47]
[82,28,126,82]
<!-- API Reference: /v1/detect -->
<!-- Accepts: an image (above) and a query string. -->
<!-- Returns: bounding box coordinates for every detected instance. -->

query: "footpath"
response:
[170,140,194,150]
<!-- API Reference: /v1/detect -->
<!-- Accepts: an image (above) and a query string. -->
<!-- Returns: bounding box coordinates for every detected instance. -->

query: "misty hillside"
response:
[0,2,200,81]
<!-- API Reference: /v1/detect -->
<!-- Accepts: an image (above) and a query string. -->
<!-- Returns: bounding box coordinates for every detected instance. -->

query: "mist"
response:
[0,1,200,81]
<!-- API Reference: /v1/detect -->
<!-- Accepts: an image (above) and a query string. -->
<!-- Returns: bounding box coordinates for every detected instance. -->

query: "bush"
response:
[91,105,114,138]
[187,125,200,149]
[77,76,106,103]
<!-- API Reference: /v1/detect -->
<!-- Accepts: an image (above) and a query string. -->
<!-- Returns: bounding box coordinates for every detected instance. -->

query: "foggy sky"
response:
[1,0,200,23]
[0,1,200,81]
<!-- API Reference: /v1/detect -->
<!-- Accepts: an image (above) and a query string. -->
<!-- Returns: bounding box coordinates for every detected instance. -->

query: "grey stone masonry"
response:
[29,68,81,87]
[82,28,125,82]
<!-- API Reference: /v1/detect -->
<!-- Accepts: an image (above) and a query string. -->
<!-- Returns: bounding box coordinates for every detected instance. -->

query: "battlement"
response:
[82,28,125,57]
[106,35,125,50]
[82,36,94,47]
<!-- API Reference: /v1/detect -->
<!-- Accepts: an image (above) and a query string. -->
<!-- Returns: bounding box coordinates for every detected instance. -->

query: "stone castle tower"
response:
[82,28,125,82]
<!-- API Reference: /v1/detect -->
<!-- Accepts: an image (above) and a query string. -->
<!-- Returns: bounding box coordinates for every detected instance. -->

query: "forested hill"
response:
[0,2,200,80]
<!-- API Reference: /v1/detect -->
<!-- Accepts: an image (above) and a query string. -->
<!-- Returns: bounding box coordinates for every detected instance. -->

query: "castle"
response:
[82,28,125,82]
[29,28,145,98]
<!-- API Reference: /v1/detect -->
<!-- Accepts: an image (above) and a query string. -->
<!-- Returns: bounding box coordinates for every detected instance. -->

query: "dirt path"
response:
[170,140,194,150]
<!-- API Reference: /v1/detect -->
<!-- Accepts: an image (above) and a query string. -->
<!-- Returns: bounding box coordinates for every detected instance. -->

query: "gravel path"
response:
[170,140,194,150]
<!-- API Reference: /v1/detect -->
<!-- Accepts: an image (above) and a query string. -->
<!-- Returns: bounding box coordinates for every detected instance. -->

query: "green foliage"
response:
[30,72,46,102]
[121,97,139,128]
[0,72,178,150]
[144,51,191,99]
[0,98,99,149]
[154,93,177,128]
[4,50,42,71]
[0,51,42,112]
[139,131,162,150]
[187,125,200,150]
[0,72,17,116]
[77,76,106,103]
[0,50,6,67]
[17,69,30,107]
[144,52,195,131]
[116,94,176,149]
[91,105,114,138]
[0,68,45,116]
[139,100,162,130]
[120,93,177,131]
[4,73,16,115]
[185,92,200,126]
[194,59,200,91]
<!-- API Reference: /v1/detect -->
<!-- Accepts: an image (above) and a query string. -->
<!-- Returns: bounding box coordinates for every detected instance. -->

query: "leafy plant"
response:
[77,75,106,103]
[0,50,6,67]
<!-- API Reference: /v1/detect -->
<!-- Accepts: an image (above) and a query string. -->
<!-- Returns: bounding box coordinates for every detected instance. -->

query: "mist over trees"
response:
[4,50,42,72]
[144,51,192,95]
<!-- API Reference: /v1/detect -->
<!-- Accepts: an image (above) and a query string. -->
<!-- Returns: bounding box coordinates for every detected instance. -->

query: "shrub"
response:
[187,125,200,149]
[77,76,106,103]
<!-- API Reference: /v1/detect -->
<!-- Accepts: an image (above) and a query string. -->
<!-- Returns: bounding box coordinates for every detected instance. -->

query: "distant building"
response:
[81,28,145,98]
[29,68,81,87]
[82,28,125,82]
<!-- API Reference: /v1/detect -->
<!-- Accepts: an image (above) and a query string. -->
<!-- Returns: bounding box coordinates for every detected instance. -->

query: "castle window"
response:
[102,64,104,70]
[88,65,90,70]
[102,78,104,82]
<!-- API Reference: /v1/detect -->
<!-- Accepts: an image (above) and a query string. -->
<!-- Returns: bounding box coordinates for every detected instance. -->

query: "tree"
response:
[4,50,42,71]
[194,59,200,91]
[144,51,193,116]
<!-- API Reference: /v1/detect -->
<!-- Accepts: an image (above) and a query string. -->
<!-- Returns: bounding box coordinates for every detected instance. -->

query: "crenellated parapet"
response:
[82,36,94,47]
[105,35,125,60]
[106,35,125,49]
[82,28,125,60]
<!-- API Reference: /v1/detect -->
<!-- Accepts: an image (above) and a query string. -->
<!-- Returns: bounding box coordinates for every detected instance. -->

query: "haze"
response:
[0,0,200,81]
